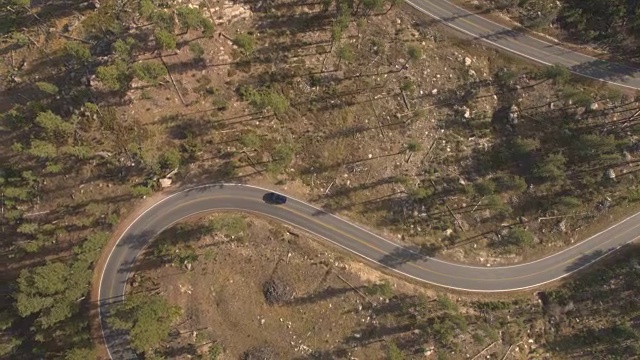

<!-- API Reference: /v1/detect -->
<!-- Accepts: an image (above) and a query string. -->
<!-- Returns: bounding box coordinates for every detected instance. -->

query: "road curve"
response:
[406,0,640,90]
[99,184,640,359]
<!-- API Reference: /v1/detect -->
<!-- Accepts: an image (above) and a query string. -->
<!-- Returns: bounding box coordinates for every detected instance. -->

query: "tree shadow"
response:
[378,246,429,269]
[287,284,366,306]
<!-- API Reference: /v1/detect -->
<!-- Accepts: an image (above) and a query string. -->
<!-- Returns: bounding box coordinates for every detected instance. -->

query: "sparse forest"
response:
[0,0,639,358]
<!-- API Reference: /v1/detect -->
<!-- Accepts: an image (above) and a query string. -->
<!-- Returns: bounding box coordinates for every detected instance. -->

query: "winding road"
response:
[99,2,640,358]
[406,0,640,90]
[99,184,640,359]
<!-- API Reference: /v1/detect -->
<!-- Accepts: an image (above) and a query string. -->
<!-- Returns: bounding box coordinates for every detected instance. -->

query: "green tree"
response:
[109,294,181,354]
[132,61,168,85]
[65,347,97,360]
[336,43,354,69]
[535,153,567,181]
[27,140,57,159]
[233,33,255,55]
[0,337,22,358]
[573,134,621,162]
[0,309,17,331]
[154,28,177,52]
[113,37,137,61]
[175,6,214,35]
[35,111,74,140]
[330,24,344,51]
[511,137,540,157]
[96,60,130,90]
[266,90,289,114]
[15,262,68,317]
[139,0,156,19]
[74,232,110,264]
[176,6,204,34]
[64,41,91,64]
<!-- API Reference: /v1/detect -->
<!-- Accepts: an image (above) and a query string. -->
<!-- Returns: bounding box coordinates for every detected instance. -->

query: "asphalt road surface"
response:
[406,0,640,90]
[99,184,640,359]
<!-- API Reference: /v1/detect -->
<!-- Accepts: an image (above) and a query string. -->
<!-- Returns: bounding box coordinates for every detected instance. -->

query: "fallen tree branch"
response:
[501,341,523,360]
[471,341,496,360]
[401,90,410,111]
[337,273,374,306]
[446,203,465,231]
[420,138,438,164]
[54,31,94,45]
[159,52,187,106]
[537,212,589,222]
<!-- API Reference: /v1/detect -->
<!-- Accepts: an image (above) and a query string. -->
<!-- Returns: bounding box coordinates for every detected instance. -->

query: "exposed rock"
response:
[95,151,112,158]
[159,178,172,187]
[464,56,472,66]
[508,104,519,124]
[165,167,179,178]
[605,168,616,180]
[431,88,438,95]
[456,105,471,119]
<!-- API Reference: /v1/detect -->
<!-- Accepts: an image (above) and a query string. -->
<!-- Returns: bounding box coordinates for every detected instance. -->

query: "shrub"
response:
[496,174,527,193]
[64,41,91,63]
[437,294,458,312]
[131,185,154,198]
[158,148,181,170]
[35,82,59,95]
[503,227,534,247]
[233,33,255,54]
[540,64,570,84]
[474,179,496,197]
[189,42,205,59]
[208,215,247,237]
[367,280,393,298]
[387,342,405,360]
[239,132,262,148]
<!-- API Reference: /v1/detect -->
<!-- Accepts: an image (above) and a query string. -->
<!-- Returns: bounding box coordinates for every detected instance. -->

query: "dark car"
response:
[264,192,287,205]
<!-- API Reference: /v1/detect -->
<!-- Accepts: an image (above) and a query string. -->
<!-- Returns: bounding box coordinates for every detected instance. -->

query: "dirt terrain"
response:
[130,214,541,359]
[130,214,640,360]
